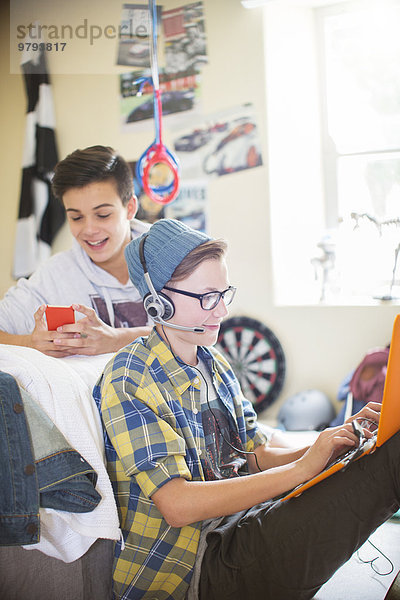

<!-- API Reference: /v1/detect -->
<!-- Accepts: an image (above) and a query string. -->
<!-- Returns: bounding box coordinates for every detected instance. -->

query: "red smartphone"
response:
[45,305,75,331]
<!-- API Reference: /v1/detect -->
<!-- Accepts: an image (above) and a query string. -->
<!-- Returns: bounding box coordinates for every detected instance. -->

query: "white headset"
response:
[139,236,205,333]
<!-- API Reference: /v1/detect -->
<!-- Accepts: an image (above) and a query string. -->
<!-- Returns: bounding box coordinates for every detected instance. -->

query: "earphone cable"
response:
[161,325,262,473]
[356,538,394,576]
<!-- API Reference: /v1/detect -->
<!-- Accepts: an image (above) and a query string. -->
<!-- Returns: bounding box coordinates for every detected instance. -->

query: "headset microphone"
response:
[151,314,205,334]
[139,236,205,334]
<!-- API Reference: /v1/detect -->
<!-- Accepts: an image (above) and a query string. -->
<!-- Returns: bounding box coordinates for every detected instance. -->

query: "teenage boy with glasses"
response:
[94,218,399,600]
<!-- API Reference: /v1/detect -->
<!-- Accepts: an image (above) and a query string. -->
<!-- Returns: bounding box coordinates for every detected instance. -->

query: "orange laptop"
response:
[281,314,400,502]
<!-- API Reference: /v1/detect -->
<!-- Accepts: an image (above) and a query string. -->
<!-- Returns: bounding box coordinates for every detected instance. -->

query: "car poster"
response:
[116,3,161,68]
[164,179,208,233]
[120,70,201,129]
[129,160,167,223]
[119,2,207,130]
[172,103,263,179]
[130,160,208,232]
[162,2,208,79]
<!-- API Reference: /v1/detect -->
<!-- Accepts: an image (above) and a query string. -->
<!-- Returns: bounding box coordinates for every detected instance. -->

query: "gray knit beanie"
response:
[125,219,212,298]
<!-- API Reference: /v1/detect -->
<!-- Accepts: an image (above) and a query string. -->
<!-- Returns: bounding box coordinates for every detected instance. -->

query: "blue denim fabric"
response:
[0,372,39,546]
[0,371,101,546]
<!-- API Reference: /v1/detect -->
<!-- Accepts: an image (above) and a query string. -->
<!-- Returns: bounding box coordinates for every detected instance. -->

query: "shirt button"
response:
[193,408,199,415]
[198,449,202,456]
[13,402,24,414]
[24,464,35,476]
[193,377,200,385]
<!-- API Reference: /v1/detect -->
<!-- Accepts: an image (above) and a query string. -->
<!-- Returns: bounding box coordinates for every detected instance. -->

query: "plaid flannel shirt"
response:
[93,329,267,600]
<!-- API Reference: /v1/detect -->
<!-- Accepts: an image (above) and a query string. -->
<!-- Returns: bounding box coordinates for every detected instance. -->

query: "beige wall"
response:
[1,0,398,422]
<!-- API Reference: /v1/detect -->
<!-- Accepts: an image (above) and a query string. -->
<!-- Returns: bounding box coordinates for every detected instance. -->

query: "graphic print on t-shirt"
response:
[201,397,247,480]
[90,296,148,327]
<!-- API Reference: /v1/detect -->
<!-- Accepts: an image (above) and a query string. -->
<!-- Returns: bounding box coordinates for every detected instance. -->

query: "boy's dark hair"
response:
[52,145,134,206]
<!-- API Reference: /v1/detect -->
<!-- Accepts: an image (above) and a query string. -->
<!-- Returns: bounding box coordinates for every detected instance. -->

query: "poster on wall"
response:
[130,160,208,232]
[118,2,207,131]
[120,71,200,130]
[129,160,166,223]
[172,103,263,179]
[162,2,208,79]
[116,3,161,68]
[164,179,208,232]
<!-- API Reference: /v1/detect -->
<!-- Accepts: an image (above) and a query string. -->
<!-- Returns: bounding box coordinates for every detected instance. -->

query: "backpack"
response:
[330,346,390,426]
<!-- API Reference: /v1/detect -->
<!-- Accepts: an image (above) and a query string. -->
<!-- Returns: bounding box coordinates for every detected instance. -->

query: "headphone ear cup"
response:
[157,292,175,321]
[143,293,162,319]
[143,292,175,321]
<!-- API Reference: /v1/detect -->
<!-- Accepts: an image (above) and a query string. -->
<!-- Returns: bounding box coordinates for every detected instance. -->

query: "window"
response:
[265,0,400,305]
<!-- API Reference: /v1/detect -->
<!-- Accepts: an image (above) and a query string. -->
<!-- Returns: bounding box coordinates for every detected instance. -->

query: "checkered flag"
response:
[13,48,65,279]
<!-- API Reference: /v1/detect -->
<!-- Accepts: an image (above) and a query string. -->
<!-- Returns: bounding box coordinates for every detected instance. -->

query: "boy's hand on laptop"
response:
[345,401,381,436]
[299,422,367,480]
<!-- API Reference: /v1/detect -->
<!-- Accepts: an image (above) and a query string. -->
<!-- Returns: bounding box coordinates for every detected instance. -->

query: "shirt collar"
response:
[146,329,214,395]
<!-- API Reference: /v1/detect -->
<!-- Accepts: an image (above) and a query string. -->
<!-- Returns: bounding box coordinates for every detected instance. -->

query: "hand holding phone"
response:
[45,305,75,331]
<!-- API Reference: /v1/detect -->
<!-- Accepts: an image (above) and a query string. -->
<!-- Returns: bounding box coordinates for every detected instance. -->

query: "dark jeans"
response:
[0,371,101,546]
[199,431,400,600]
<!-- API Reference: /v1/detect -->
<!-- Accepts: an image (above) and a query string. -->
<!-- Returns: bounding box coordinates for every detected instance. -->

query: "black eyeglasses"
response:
[163,285,237,310]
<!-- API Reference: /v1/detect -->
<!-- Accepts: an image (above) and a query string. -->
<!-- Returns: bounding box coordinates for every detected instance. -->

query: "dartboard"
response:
[216,316,286,413]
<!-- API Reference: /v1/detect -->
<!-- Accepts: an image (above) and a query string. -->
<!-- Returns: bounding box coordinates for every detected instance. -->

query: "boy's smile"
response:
[63,180,136,281]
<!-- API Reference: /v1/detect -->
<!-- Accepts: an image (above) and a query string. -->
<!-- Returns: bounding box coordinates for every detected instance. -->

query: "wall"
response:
[1,0,398,423]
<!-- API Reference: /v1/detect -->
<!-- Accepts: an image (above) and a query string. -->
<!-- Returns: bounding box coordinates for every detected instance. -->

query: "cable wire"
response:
[162,325,263,473]
[357,538,394,577]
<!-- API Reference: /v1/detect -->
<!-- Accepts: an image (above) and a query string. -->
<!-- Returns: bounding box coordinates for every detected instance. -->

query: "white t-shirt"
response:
[0,219,150,334]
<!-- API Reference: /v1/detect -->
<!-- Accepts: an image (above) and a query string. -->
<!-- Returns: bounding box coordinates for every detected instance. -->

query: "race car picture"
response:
[126,89,195,123]
[202,119,262,176]
[174,129,211,152]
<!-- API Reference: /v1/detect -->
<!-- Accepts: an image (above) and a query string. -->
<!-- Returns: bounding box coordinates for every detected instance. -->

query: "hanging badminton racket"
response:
[135,0,180,205]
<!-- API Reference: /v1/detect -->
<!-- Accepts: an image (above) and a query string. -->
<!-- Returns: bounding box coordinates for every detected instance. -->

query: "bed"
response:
[0,345,120,600]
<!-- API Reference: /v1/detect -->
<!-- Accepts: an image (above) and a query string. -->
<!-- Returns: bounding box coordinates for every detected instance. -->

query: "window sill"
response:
[275,295,400,308]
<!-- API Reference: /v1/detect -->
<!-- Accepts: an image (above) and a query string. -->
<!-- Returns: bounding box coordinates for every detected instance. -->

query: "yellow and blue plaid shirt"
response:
[93,329,267,600]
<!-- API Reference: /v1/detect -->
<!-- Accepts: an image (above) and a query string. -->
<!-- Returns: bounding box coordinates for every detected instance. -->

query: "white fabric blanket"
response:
[0,345,120,562]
